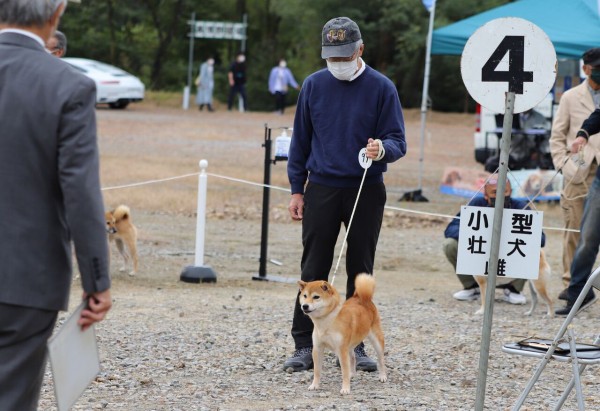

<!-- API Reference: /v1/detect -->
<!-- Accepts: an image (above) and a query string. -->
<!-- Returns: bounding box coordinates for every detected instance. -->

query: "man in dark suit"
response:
[0,1,112,409]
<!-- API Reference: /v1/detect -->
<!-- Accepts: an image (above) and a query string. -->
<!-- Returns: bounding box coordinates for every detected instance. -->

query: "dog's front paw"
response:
[340,386,351,395]
[128,270,136,277]
[475,307,484,315]
[379,372,387,383]
[308,383,319,391]
[119,267,126,272]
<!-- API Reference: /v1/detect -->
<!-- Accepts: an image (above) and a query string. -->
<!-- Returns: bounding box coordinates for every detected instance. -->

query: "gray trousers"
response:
[0,303,58,411]
[442,237,526,292]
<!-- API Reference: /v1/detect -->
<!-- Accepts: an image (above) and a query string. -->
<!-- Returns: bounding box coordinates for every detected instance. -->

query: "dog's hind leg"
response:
[123,234,138,275]
[309,343,323,391]
[368,325,387,383]
[525,281,538,316]
[528,250,554,317]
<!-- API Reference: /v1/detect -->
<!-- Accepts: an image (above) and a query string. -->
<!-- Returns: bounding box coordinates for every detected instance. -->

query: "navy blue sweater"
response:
[287,65,406,194]
[444,197,546,247]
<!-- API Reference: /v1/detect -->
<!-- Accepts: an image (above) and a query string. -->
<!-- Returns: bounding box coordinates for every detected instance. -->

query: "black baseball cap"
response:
[321,17,362,59]
[583,47,600,66]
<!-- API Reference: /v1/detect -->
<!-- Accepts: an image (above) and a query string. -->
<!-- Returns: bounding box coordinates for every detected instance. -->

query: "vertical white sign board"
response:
[457,206,543,279]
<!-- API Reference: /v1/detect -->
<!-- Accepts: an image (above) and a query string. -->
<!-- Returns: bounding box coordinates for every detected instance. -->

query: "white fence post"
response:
[180,159,217,283]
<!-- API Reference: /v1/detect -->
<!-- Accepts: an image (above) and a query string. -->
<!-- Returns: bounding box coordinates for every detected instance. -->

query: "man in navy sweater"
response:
[556,108,600,315]
[284,17,407,372]
[443,179,545,304]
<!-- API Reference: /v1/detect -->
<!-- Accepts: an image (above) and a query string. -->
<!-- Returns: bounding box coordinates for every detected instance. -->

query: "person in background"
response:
[268,58,300,114]
[556,107,600,316]
[443,179,546,304]
[45,29,66,57]
[0,1,112,409]
[550,47,600,300]
[284,16,406,373]
[227,52,247,111]
[195,57,215,112]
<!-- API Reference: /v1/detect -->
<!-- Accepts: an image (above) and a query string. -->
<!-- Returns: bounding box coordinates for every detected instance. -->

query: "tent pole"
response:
[400,0,435,202]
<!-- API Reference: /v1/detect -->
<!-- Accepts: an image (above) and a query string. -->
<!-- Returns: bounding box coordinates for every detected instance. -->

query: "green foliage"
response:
[60,0,512,112]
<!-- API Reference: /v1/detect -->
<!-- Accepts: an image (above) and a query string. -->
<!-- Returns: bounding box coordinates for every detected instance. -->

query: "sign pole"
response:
[474,91,515,411]
[183,12,196,110]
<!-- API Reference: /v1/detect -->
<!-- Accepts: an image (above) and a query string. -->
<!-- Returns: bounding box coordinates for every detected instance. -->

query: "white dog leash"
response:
[330,147,373,287]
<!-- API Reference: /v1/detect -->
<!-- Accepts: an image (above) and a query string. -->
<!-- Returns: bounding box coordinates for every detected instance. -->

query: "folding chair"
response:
[502,265,600,411]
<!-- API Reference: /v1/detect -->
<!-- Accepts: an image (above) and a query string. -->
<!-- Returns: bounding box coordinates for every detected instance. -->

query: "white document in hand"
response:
[47,300,100,411]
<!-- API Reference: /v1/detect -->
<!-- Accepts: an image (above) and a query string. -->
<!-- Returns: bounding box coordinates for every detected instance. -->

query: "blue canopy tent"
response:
[431,0,600,59]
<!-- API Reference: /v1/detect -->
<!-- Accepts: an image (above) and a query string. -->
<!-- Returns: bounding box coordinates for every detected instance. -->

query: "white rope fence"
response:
[101,169,579,233]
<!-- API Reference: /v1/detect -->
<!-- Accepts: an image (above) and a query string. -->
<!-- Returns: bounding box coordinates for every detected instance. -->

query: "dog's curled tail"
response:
[113,205,131,220]
[354,273,375,302]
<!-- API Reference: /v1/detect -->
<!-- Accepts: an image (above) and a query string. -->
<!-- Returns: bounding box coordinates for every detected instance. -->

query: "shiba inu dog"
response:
[474,249,553,317]
[105,205,138,276]
[298,274,386,394]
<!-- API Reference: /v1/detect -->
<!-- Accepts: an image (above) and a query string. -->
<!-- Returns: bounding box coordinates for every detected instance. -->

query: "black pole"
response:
[255,124,271,280]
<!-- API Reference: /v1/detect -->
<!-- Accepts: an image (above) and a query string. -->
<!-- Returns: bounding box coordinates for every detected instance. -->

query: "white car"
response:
[62,58,145,109]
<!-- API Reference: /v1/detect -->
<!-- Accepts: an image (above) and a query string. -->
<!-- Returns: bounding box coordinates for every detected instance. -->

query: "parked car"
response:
[62,58,145,109]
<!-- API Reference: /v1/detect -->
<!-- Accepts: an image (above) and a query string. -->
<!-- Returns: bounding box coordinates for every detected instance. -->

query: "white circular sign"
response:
[358,148,372,169]
[461,17,556,114]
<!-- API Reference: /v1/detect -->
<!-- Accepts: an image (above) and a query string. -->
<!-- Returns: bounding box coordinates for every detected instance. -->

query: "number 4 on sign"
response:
[481,36,533,94]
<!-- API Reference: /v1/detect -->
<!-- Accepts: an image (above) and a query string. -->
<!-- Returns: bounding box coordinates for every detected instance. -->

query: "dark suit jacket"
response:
[0,32,110,311]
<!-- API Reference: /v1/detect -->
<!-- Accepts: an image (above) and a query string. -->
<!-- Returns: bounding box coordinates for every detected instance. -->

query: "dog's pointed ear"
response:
[320,282,329,292]
[298,280,306,291]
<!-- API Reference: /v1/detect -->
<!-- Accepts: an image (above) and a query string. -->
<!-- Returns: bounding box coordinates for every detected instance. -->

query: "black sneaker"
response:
[555,292,597,316]
[558,288,569,301]
[283,347,313,372]
[355,343,378,372]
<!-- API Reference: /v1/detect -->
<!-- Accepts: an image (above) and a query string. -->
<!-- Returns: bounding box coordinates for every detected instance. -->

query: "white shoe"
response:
[501,288,527,305]
[453,287,480,301]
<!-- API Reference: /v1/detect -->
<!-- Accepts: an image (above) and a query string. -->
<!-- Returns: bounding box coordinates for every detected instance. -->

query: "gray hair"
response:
[53,29,67,54]
[0,0,67,27]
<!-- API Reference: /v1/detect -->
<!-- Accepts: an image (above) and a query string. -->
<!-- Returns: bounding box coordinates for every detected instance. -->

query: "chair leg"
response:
[554,334,600,410]
[566,327,585,410]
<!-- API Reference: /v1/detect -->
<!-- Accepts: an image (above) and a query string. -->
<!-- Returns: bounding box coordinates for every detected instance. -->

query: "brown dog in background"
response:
[298,274,387,394]
[474,249,553,317]
[105,205,138,276]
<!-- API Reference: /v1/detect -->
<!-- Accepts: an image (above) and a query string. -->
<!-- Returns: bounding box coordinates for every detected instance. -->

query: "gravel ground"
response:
[37,103,600,410]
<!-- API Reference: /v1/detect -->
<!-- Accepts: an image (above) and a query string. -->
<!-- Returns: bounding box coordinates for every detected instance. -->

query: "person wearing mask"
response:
[283,17,406,373]
[268,58,300,114]
[556,107,600,315]
[45,29,66,57]
[0,1,112,409]
[550,47,600,300]
[227,52,247,111]
[443,179,546,304]
[195,57,215,112]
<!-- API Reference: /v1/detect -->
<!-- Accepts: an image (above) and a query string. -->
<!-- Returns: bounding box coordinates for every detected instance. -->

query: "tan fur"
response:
[474,249,553,317]
[298,274,386,394]
[105,205,138,276]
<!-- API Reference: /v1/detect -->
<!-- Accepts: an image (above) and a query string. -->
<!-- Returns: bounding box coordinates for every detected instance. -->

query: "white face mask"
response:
[279,61,287,68]
[326,57,358,81]
[237,55,246,63]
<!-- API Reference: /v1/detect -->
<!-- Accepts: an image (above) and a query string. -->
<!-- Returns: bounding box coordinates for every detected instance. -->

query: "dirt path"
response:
[37,103,600,410]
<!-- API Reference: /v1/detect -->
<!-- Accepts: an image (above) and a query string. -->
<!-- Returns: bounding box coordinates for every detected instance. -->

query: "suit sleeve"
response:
[57,77,111,294]
[550,94,571,170]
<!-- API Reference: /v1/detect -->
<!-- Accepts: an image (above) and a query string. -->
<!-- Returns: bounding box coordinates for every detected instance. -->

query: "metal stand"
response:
[252,124,296,283]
